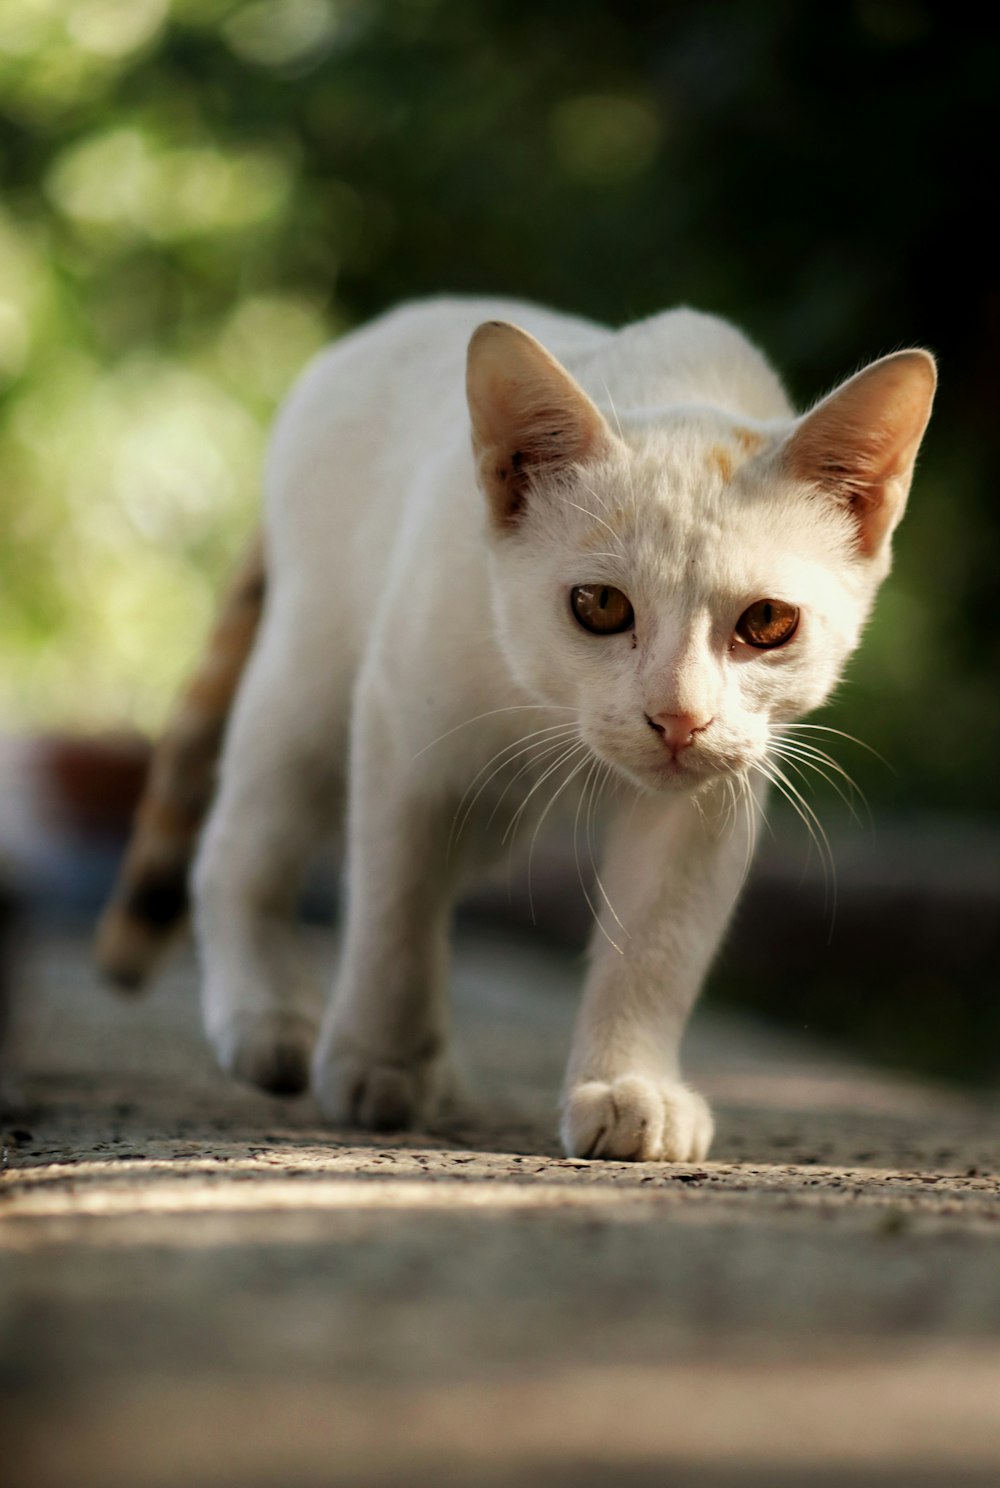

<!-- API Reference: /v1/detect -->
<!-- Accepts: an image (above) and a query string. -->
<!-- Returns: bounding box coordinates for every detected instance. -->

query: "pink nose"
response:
[646,711,712,752]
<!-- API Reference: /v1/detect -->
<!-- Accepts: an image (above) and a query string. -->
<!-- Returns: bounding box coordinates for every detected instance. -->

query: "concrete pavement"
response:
[2,927,1000,1486]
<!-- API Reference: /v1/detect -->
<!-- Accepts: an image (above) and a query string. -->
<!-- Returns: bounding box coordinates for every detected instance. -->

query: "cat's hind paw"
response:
[561,1075,714,1162]
[313,1045,449,1132]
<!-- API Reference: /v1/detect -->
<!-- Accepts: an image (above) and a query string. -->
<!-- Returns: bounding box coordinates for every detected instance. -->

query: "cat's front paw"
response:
[561,1075,713,1162]
[214,1010,318,1096]
[313,1042,450,1132]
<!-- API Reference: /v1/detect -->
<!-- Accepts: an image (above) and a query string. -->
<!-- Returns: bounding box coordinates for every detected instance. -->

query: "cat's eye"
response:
[735,599,799,649]
[570,584,634,635]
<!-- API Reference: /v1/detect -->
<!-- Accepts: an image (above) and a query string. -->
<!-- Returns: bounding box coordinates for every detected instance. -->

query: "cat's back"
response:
[265,296,609,515]
[569,306,792,422]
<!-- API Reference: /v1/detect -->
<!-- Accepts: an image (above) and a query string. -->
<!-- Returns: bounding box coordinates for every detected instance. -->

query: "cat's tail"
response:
[94,533,266,991]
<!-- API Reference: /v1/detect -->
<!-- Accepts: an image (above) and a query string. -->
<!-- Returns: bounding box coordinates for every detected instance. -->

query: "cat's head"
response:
[467,318,935,795]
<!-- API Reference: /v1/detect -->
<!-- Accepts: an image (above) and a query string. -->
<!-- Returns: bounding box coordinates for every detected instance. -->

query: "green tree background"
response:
[1,0,996,813]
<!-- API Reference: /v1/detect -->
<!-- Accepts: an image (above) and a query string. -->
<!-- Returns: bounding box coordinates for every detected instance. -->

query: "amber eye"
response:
[735,598,800,649]
[570,584,634,635]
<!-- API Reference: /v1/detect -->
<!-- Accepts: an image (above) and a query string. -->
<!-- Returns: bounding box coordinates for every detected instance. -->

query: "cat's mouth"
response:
[603,743,732,795]
[664,755,698,779]
[642,739,753,794]
[650,751,717,788]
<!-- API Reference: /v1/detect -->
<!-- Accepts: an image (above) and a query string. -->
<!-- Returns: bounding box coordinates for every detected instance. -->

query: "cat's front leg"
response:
[312,688,461,1132]
[561,783,756,1162]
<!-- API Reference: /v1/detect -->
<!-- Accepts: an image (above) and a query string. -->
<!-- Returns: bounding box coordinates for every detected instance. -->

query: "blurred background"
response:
[0,0,997,1080]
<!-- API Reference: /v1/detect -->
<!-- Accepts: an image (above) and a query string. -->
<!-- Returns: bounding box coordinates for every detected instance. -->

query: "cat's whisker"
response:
[735,771,760,888]
[719,776,735,837]
[770,729,873,832]
[753,771,776,844]
[776,751,860,828]
[771,733,866,782]
[775,739,871,805]
[707,774,738,841]
[571,756,625,957]
[771,724,875,786]
[503,739,589,848]
[777,722,891,769]
[525,746,593,924]
[753,758,838,924]
[413,704,577,761]
[572,758,606,941]
[730,773,745,859]
[768,739,869,826]
[451,722,579,831]
[448,723,581,856]
[734,774,762,857]
[689,790,707,828]
[759,758,835,881]
[587,759,629,941]
[625,779,643,832]
[464,729,581,830]
[744,778,758,885]
[484,730,585,832]
[769,739,854,784]
[715,775,736,838]
[726,773,741,833]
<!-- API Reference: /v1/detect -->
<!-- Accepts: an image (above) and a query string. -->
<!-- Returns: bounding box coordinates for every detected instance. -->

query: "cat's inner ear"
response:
[783,349,937,557]
[466,320,615,530]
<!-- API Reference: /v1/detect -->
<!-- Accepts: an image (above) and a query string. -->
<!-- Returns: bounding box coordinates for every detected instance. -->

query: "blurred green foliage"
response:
[0,0,996,810]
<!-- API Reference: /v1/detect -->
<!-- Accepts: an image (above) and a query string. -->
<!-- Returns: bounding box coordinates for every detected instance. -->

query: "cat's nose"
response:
[646,711,712,752]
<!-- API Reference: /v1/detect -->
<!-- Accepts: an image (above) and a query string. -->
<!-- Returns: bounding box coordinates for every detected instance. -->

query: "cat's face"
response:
[468,321,936,797]
[486,424,865,794]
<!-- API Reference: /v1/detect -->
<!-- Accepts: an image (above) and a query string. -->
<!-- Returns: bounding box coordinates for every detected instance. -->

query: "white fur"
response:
[192,297,934,1160]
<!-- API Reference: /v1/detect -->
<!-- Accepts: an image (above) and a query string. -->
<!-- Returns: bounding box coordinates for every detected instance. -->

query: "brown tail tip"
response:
[94,871,190,993]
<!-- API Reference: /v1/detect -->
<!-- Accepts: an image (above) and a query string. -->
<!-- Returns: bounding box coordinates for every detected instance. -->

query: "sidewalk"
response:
[3,926,1000,1486]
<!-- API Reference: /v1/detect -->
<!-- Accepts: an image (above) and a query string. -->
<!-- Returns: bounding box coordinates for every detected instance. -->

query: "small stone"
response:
[877,1208,910,1237]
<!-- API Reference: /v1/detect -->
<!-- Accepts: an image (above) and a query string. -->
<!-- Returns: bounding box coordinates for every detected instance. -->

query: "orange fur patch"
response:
[709,446,735,483]
[734,428,763,455]
[95,531,267,988]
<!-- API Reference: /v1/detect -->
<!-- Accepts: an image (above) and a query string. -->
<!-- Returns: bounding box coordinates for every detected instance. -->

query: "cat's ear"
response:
[467,321,615,530]
[783,350,937,558]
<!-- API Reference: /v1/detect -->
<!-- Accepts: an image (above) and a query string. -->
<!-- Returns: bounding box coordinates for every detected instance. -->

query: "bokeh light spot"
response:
[549,93,662,185]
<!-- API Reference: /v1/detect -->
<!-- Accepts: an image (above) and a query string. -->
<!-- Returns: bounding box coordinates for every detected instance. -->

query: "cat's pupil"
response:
[570,583,634,635]
[734,597,800,649]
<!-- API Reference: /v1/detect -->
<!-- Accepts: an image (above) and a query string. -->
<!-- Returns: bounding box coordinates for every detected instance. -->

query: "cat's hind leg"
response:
[192,596,347,1094]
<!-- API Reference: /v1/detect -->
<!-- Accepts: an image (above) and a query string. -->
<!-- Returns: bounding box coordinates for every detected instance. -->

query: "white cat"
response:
[98,297,935,1161]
